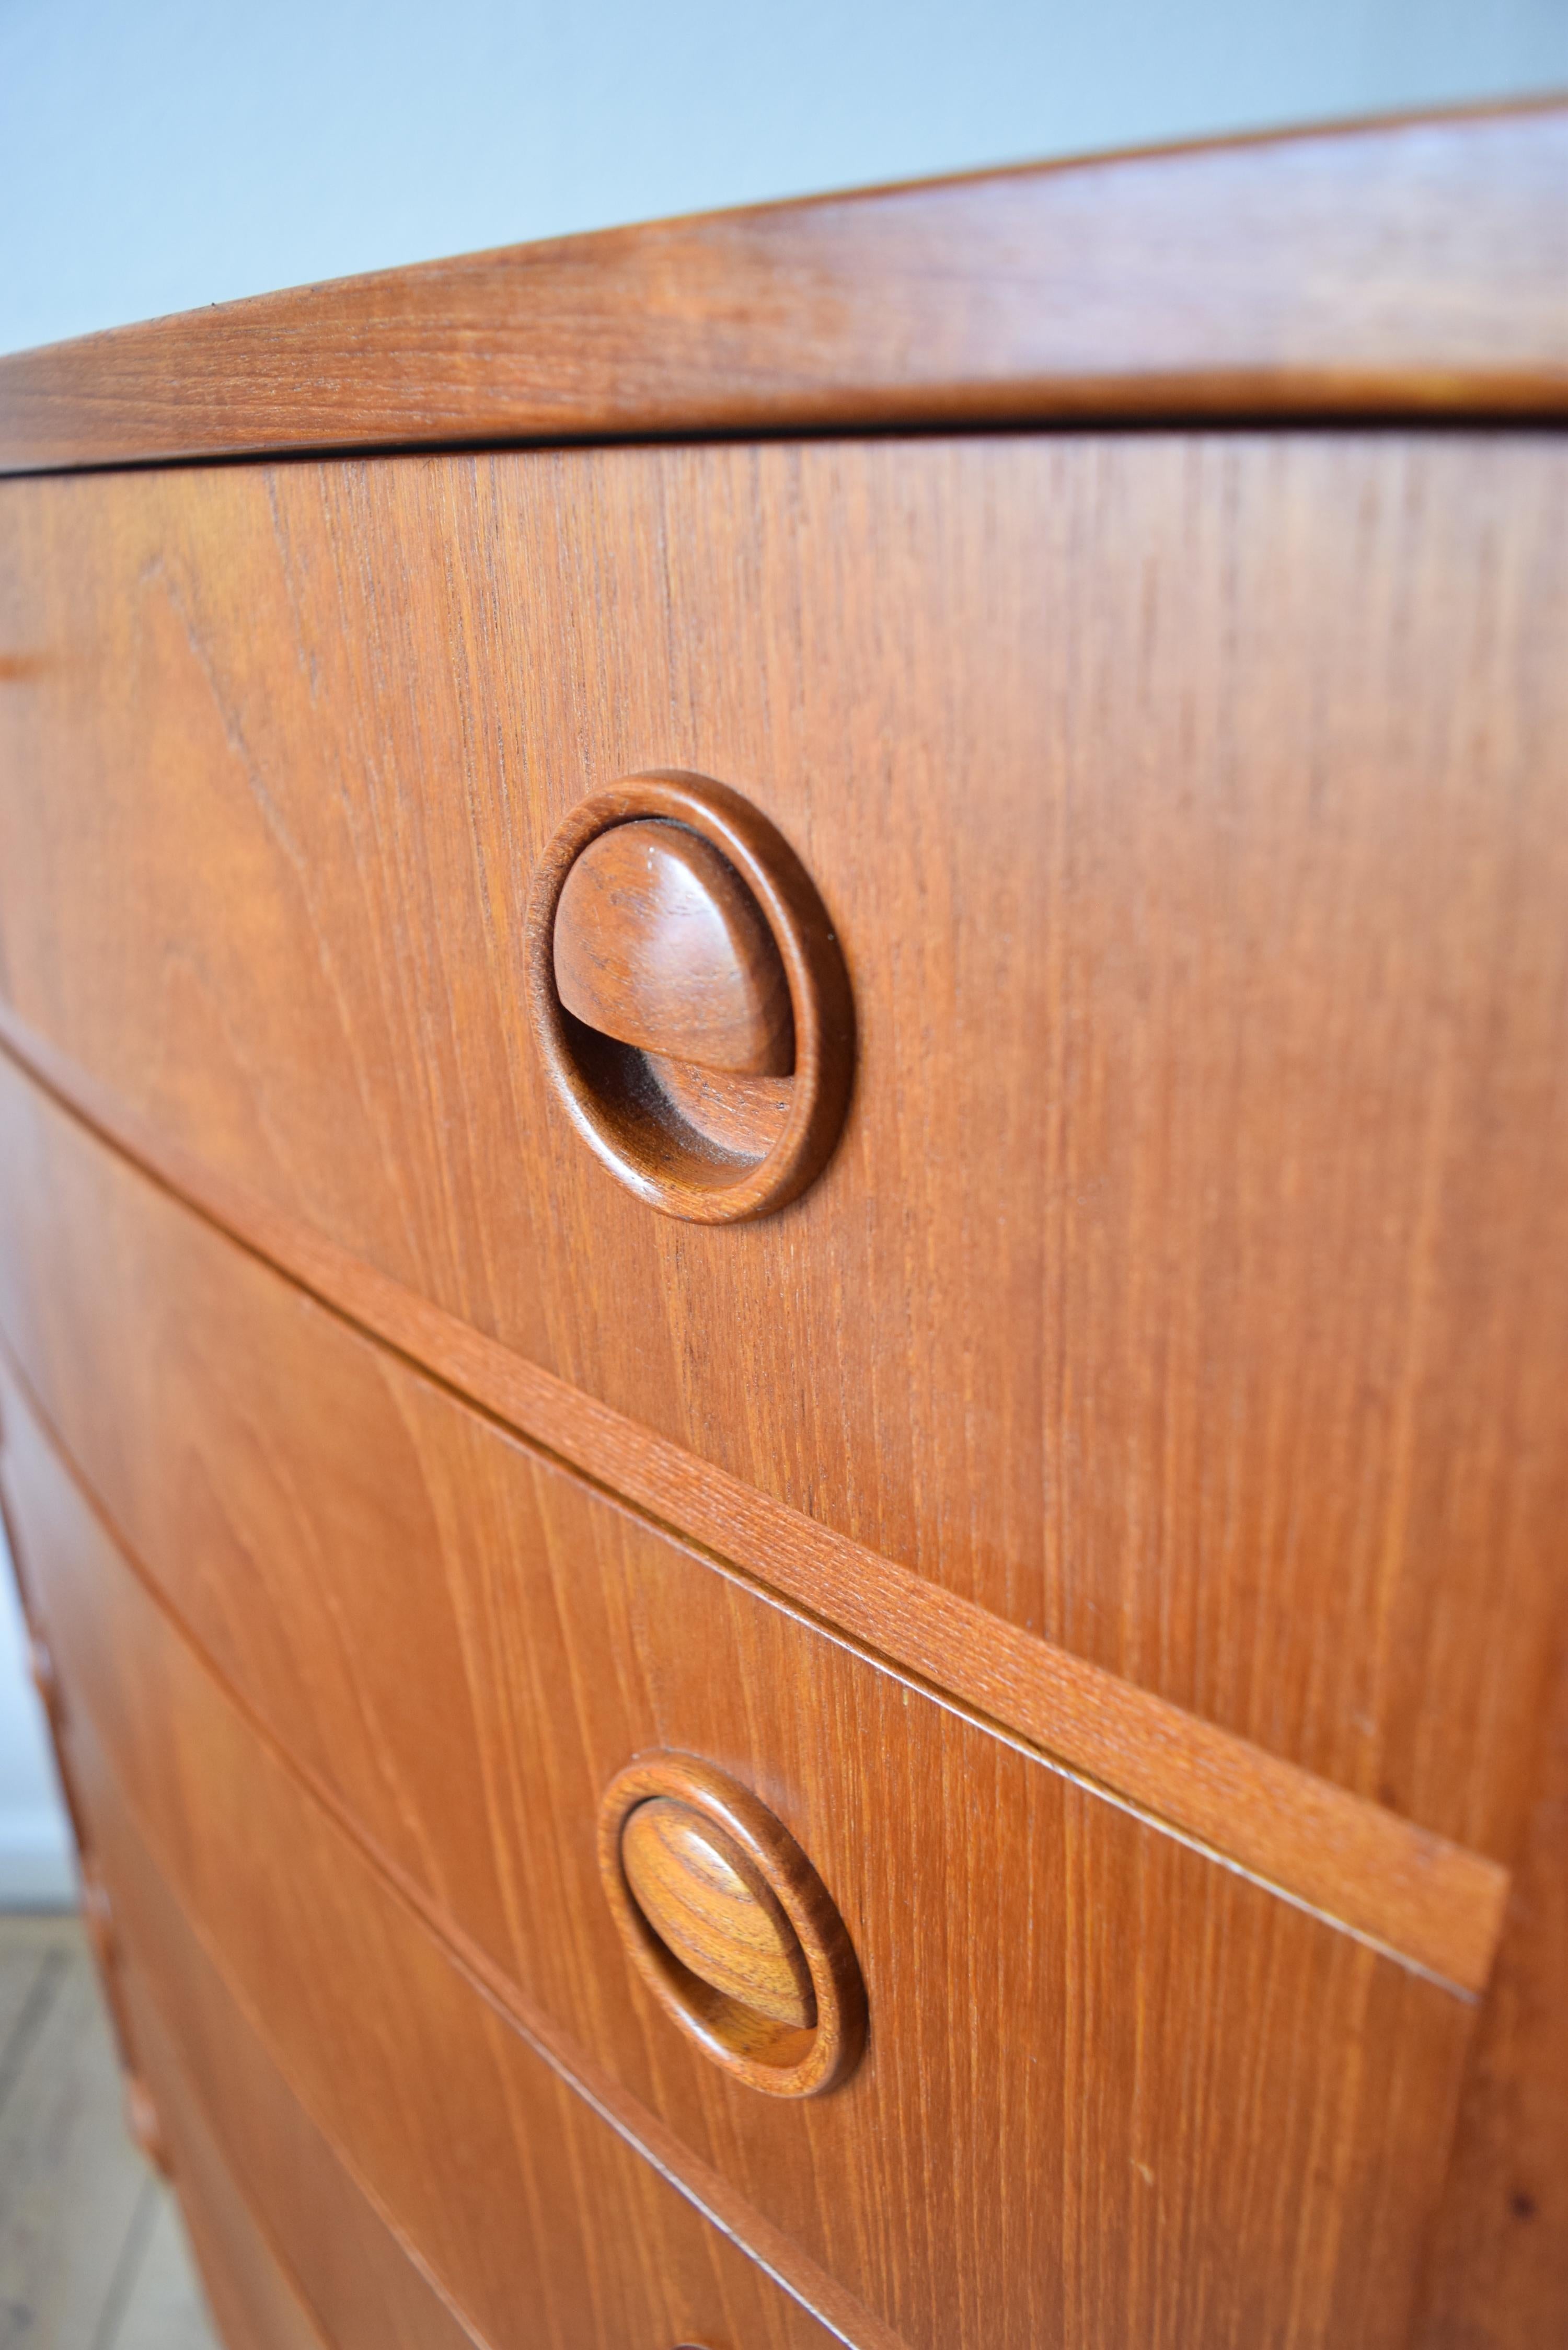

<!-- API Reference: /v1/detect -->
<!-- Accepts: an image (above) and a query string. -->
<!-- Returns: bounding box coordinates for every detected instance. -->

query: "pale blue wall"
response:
[1,0,1564,355]
[0,0,1563,1900]
[0,1536,73,1905]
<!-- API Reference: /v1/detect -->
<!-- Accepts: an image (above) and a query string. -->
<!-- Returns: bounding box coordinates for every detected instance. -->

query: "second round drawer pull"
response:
[620,1796,816,2030]
[598,1754,864,2098]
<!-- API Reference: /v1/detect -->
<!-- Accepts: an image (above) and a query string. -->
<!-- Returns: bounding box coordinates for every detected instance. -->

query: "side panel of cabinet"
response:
[1416,1638,1568,2345]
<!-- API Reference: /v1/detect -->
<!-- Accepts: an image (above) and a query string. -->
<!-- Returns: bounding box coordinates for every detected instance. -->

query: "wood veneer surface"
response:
[115,1827,841,2350]
[0,102,1563,472]
[13,1428,864,2350]
[0,1048,1506,1994]
[118,1896,483,2350]
[0,1306,1477,2350]
[1417,1633,1568,2346]
[133,2028,331,2350]
[0,1017,1509,1996]
[0,433,1563,1877]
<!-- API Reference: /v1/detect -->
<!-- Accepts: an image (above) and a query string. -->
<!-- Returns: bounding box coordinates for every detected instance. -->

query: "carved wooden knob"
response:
[554,820,794,1077]
[81,1871,118,1976]
[527,774,854,1222]
[598,1754,865,2098]
[620,1798,816,2029]
[124,2073,174,2180]
[26,1630,59,1714]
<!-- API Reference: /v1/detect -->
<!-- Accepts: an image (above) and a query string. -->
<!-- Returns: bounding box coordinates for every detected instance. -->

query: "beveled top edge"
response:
[2,95,1565,476]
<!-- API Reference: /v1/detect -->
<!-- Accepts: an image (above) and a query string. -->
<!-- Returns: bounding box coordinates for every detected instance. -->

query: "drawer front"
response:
[21,1459,864,2350]
[125,2011,330,2350]
[119,1887,471,2350]
[0,1092,1479,2349]
[12,1485,846,2350]
[107,1801,825,2350]
[2,437,1565,1849]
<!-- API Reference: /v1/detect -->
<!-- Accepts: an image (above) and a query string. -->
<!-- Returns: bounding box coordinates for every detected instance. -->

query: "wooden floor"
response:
[0,1912,220,2350]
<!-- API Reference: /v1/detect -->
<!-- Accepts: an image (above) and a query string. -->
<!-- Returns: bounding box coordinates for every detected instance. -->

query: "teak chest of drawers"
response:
[1,100,1565,2350]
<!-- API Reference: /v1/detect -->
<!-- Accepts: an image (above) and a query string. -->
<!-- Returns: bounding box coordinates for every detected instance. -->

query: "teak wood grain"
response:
[0,102,1564,472]
[618,1799,817,2030]
[0,1048,1506,1997]
[0,1301,1481,2350]
[8,1415,866,2350]
[554,819,795,1077]
[1416,1633,1568,2347]
[109,1788,840,2350]
[131,2018,331,2350]
[118,1902,476,2350]
[0,433,1562,1888]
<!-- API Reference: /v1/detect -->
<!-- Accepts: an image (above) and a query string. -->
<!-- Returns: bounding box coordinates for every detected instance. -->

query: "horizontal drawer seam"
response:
[0,1005,1509,1994]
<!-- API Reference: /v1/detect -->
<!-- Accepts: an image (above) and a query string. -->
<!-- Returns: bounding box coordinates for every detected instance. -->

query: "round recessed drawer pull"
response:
[598,1755,865,2098]
[527,774,854,1223]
